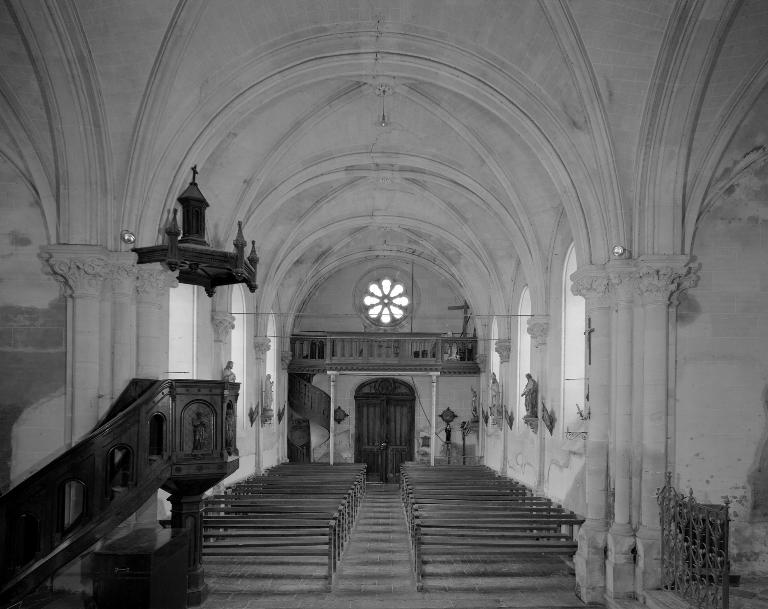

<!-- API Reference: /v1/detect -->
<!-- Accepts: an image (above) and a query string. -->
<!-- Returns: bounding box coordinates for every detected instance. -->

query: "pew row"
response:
[202,463,366,590]
[400,463,584,591]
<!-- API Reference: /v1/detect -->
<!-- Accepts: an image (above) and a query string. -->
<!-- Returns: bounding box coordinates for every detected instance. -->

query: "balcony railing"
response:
[289,333,479,374]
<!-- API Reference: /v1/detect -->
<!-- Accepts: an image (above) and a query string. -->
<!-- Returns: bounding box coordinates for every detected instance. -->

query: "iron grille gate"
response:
[658,472,730,609]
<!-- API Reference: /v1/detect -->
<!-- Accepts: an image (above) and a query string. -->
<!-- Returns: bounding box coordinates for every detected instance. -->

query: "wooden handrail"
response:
[1,378,241,606]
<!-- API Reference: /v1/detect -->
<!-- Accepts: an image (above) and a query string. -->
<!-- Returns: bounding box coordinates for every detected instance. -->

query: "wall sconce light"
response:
[120,230,136,245]
[611,245,627,258]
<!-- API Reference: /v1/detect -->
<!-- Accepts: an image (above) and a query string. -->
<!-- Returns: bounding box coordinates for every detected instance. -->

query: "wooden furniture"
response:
[93,528,188,609]
[202,463,366,590]
[400,463,584,591]
[0,379,240,607]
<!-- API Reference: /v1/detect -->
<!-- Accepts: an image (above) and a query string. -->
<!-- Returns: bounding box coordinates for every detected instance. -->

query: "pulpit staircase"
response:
[0,378,239,607]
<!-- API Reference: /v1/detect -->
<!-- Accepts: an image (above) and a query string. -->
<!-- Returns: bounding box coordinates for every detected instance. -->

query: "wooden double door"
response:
[355,378,414,483]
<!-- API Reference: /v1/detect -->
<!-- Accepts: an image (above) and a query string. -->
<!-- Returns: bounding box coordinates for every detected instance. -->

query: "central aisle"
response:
[333,483,417,593]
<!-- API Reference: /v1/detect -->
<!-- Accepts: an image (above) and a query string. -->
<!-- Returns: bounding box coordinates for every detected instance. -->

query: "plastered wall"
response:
[0,158,66,491]
[677,161,768,574]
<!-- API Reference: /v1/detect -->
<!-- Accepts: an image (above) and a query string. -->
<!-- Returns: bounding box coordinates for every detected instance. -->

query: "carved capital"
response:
[42,246,110,298]
[526,316,549,348]
[136,264,178,301]
[107,252,139,296]
[606,260,637,305]
[495,339,512,363]
[635,257,698,306]
[571,266,611,306]
[281,350,292,370]
[212,311,236,342]
[253,336,271,359]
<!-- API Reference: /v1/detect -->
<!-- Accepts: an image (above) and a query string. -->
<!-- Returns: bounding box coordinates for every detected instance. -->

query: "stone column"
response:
[253,337,271,471]
[212,310,236,371]
[430,373,439,466]
[526,315,549,490]
[631,293,645,532]
[280,349,292,463]
[495,339,512,475]
[606,260,637,599]
[329,372,337,465]
[135,263,177,378]
[44,246,109,443]
[109,254,138,402]
[253,337,271,368]
[476,353,487,459]
[571,267,612,604]
[98,272,113,418]
[634,257,695,594]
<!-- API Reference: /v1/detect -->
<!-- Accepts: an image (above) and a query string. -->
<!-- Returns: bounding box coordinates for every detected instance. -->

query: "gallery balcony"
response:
[288,332,481,375]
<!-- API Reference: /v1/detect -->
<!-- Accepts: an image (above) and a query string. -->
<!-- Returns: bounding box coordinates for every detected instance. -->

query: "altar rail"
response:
[289,333,479,374]
[658,472,730,609]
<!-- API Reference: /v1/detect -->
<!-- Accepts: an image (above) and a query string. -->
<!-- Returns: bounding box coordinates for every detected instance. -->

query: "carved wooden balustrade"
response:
[289,332,479,375]
[658,472,730,609]
[0,378,240,607]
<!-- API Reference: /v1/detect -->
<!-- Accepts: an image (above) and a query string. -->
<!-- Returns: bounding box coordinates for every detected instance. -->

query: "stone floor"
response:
[18,484,767,609]
[198,483,586,609]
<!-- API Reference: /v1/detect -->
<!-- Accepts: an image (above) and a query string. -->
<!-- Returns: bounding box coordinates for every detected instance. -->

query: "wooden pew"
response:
[202,463,366,590]
[399,463,584,591]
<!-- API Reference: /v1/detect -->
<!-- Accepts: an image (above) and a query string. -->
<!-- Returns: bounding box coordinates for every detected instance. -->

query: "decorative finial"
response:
[248,240,259,266]
[191,165,198,184]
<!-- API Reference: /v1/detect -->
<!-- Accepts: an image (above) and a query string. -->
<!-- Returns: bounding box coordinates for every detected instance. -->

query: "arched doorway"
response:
[355,378,415,483]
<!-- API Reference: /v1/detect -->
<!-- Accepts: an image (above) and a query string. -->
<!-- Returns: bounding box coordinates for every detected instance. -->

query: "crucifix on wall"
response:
[584,316,594,365]
[447,301,471,337]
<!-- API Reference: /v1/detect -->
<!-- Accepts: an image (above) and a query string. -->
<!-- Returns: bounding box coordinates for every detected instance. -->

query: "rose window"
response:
[362,278,410,325]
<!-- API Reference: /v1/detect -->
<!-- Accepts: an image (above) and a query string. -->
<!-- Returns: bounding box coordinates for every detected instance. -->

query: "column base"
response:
[606,523,636,600]
[574,519,608,604]
[635,525,662,597]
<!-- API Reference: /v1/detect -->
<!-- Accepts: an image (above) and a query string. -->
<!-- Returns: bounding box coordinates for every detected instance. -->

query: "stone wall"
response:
[294,260,468,335]
[0,158,66,490]
[677,160,768,574]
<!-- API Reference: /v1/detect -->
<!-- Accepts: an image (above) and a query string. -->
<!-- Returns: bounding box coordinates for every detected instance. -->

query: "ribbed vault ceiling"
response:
[3,1,768,324]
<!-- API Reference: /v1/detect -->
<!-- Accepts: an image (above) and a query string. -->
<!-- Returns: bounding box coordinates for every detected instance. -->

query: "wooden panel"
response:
[355,398,384,477]
[354,380,414,482]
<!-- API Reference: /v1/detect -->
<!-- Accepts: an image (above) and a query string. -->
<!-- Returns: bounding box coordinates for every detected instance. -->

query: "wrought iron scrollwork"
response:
[658,472,730,609]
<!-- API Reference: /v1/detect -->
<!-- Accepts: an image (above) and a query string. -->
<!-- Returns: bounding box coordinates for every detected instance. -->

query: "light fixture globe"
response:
[611,245,626,258]
[120,230,136,245]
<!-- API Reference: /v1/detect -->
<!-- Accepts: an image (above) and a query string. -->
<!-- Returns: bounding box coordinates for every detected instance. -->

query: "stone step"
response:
[421,559,572,577]
[419,574,575,592]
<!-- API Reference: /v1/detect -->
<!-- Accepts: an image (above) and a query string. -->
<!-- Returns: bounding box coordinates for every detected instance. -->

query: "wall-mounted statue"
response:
[521,373,538,418]
[490,372,501,417]
[222,360,236,383]
[265,374,274,411]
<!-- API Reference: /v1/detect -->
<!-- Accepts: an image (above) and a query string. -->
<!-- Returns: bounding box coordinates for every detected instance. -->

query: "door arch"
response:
[355,378,415,482]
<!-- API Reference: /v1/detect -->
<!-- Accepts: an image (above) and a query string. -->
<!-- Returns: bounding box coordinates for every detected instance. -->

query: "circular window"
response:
[362,277,410,326]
